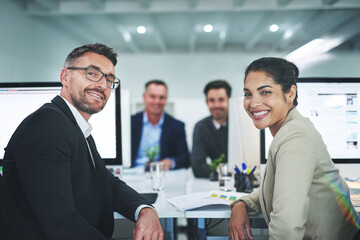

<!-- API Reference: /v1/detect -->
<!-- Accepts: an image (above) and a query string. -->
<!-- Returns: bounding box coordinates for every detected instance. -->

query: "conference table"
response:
[117,167,360,239]
[116,167,264,239]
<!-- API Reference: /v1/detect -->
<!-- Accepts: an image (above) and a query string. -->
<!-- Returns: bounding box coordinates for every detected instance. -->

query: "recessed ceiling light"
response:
[137,26,146,34]
[203,24,213,33]
[269,24,279,32]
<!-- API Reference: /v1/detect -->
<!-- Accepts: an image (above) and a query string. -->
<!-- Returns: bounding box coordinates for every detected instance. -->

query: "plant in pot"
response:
[209,153,225,181]
[144,145,159,172]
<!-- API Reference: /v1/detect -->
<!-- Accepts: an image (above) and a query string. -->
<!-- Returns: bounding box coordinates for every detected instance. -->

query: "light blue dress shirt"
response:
[135,112,164,167]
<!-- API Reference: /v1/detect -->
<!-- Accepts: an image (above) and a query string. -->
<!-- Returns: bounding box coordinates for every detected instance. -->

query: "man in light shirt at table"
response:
[131,80,189,170]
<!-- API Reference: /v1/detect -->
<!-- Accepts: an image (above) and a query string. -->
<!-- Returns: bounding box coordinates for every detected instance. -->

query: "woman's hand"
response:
[228,201,253,240]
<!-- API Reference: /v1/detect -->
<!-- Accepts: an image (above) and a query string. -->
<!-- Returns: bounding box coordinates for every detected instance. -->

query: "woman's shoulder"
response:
[275,109,321,145]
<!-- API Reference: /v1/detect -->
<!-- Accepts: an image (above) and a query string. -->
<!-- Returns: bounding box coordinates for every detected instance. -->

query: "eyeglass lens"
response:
[86,68,118,89]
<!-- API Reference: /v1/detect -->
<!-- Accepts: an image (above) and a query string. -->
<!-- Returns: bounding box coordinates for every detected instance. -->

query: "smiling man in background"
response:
[191,80,232,178]
[131,80,189,170]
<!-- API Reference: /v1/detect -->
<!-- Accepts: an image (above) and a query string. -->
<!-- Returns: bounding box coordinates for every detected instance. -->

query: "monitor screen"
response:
[0,82,122,165]
[261,78,360,164]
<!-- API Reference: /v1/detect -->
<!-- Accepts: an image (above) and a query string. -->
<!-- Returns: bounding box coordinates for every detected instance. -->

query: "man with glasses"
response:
[3,43,163,240]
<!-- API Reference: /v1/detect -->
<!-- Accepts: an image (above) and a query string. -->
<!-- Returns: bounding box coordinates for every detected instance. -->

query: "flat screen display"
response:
[261,78,360,164]
[0,82,121,165]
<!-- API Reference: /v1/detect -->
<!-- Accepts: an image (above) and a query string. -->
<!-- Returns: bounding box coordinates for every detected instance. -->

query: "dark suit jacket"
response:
[190,116,228,178]
[0,173,39,240]
[3,96,149,240]
[131,111,189,169]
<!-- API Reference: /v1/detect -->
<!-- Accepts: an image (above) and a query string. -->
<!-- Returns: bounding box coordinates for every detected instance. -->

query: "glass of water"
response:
[150,162,165,191]
[218,163,234,192]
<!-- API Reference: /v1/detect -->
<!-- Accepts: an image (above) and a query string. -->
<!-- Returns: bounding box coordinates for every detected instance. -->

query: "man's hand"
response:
[133,207,164,240]
[228,201,253,240]
[159,159,173,170]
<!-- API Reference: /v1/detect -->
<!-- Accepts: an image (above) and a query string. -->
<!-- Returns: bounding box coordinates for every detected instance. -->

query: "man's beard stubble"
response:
[71,88,107,115]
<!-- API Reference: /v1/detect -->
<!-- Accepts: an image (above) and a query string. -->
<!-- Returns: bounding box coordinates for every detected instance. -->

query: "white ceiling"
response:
[20,0,360,55]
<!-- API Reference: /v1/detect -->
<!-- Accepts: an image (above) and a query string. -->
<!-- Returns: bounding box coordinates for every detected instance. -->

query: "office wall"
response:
[0,1,78,83]
[116,51,360,100]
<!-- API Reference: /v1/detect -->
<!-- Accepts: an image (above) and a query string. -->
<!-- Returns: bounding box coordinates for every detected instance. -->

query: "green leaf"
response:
[146,145,160,162]
[209,153,225,172]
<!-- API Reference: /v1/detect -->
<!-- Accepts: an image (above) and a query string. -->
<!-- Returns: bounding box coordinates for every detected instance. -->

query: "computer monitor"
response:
[228,97,260,173]
[261,78,360,168]
[0,82,122,166]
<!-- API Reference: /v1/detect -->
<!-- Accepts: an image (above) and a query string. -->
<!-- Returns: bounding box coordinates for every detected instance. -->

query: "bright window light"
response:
[137,26,146,34]
[269,24,279,32]
[286,39,324,61]
[203,24,213,33]
[283,29,293,39]
[286,37,345,62]
[123,32,131,42]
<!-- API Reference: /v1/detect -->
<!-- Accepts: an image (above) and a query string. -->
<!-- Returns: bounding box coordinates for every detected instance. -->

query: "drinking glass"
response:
[150,162,165,191]
[218,163,234,191]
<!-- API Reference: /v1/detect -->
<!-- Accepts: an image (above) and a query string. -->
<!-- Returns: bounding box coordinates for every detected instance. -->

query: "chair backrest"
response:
[0,173,40,240]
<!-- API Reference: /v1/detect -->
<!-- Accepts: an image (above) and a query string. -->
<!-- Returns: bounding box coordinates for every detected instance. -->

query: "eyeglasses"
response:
[67,67,120,89]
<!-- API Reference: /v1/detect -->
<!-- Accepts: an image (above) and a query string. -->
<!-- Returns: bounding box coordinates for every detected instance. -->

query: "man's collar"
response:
[212,118,227,130]
[61,96,92,138]
[143,111,165,126]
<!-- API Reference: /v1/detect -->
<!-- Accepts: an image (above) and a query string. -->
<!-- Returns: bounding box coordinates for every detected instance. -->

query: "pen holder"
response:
[234,172,253,193]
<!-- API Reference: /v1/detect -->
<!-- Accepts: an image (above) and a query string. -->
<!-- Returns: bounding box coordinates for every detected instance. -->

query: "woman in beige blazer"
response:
[228,57,360,240]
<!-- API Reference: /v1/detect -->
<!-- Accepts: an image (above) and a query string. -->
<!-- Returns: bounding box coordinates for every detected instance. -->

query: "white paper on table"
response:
[166,191,248,211]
